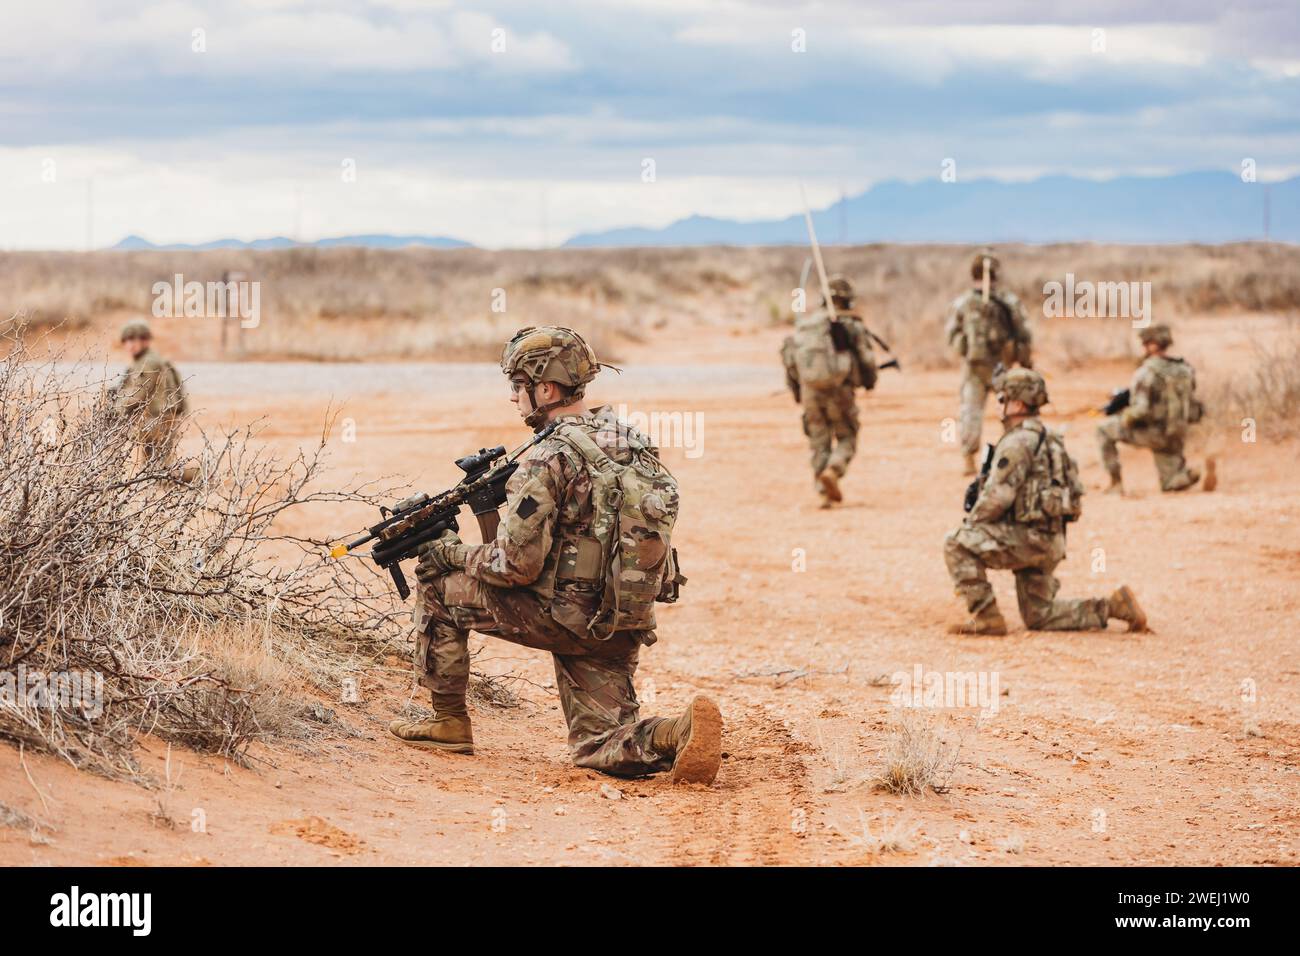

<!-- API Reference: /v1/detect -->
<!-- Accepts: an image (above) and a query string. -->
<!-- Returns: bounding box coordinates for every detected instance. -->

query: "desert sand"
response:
[1,313,1297,867]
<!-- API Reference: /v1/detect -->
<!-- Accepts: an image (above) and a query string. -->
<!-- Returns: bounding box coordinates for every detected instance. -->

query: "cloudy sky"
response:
[2,0,1297,249]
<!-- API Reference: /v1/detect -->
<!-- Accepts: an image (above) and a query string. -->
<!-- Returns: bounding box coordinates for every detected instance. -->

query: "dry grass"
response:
[874,709,965,797]
[837,809,918,856]
[1205,326,1300,439]
[3,243,1298,363]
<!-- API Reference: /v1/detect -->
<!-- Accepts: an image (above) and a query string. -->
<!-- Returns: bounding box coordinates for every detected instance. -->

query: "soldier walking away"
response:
[111,319,191,473]
[1097,324,1215,495]
[780,275,878,508]
[945,249,1034,475]
[943,369,1148,636]
[388,326,722,785]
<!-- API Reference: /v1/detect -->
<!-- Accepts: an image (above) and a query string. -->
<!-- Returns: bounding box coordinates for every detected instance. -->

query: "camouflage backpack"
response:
[160,360,189,418]
[1148,357,1201,440]
[957,292,1014,364]
[790,312,853,390]
[1014,427,1085,526]
[552,416,684,639]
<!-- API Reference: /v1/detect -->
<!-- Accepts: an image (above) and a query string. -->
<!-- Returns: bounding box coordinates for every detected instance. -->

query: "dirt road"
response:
[3,319,1297,866]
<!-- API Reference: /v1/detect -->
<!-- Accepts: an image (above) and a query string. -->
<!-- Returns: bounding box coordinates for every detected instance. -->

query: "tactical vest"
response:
[957,291,1014,364]
[1012,425,1085,528]
[791,311,853,390]
[549,415,683,640]
[159,359,189,418]
[1145,357,1199,440]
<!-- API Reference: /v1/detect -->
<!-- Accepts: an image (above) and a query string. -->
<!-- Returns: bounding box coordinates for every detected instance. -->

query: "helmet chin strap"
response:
[523,382,567,431]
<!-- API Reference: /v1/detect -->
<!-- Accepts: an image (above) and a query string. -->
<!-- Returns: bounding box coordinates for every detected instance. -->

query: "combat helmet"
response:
[501,326,603,429]
[1138,324,1173,349]
[970,247,999,282]
[998,367,1049,410]
[119,318,153,342]
[825,274,855,306]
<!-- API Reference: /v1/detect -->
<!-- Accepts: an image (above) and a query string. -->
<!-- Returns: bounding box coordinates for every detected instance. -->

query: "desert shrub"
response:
[0,326,406,778]
[874,709,964,796]
[1205,327,1300,438]
[4,244,1299,362]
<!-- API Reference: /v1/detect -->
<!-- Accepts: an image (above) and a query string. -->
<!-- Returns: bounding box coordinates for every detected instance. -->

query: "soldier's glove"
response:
[415,530,467,582]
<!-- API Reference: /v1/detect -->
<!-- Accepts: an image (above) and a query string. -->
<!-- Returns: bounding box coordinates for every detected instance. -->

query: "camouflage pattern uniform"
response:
[944,252,1033,463]
[1096,325,1203,492]
[398,328,720,783]
[113,321,188,466]
[944,369,1146,634]
[412,406,678,777]
[780,277,877,502]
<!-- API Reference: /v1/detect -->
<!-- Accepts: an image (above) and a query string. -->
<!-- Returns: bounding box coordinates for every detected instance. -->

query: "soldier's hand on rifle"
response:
[415,529,467,582]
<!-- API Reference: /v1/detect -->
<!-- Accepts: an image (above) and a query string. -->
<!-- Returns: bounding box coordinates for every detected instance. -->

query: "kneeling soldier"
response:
[389,327,722,784]
[1097,323,1214,494]
[944,369,1148,635]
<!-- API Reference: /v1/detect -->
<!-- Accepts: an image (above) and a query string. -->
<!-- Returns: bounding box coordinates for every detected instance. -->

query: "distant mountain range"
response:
[109,172,1297,251]
[564,172,1298,246]
[113,233,472,251]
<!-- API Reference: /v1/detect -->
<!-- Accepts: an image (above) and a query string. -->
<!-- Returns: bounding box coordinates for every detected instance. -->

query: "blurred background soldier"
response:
[1097,323,1214,494]
[945,248,1034,475]
[389,326,722,785]
[111,319,190,471]
[780,274,878,507]
[944,368,1147,636]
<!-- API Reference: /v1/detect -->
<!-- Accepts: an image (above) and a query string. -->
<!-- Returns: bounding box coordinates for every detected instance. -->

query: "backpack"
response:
[1014,427,1085,526]
[791,312,853,390]
[552,419,684,639]
[1148,357,1198,440]
[161,360,189,418]
[957,292,1014,364]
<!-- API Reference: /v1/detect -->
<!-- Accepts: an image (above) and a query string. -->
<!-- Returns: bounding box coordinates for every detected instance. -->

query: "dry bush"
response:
[0,325,408,778]
[874,709,964,797]
[1042,317,1137,371]
[1205,328,1300,439]
[5,243,1298,363]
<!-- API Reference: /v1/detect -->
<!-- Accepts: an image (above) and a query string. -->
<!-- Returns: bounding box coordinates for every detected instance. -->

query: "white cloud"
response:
[0,1,576,78]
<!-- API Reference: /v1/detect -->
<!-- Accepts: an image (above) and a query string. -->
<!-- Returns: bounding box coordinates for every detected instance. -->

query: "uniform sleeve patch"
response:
[997,457,1010,469]
[517,495,539,519]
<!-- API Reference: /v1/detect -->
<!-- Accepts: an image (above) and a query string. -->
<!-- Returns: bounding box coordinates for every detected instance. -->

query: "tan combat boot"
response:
[947,605,1009,636]
[653,696,723,785]
[1202,456,1217,493]
[962,452,976,476]
[1107,586,1148,633]
[1103,471,1124,495]
[388,713,474,754]
[817,469,843,503]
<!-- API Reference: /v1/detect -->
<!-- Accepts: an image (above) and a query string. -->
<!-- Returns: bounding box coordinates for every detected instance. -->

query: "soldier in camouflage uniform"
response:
[943,369,1148,635]
[1097,324,1214,495]
[112,319,189,468]
[944,250,1034,475]
[388,327,723,785]
[780,275,877,507]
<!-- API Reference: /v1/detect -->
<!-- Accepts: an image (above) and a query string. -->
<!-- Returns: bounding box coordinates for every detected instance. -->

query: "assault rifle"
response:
[963,442,995,513]
[1100,388,1131,416]
[329,422,559,600]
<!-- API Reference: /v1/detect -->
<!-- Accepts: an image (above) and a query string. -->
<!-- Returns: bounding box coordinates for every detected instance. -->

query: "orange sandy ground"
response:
[2,318,1298,866]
